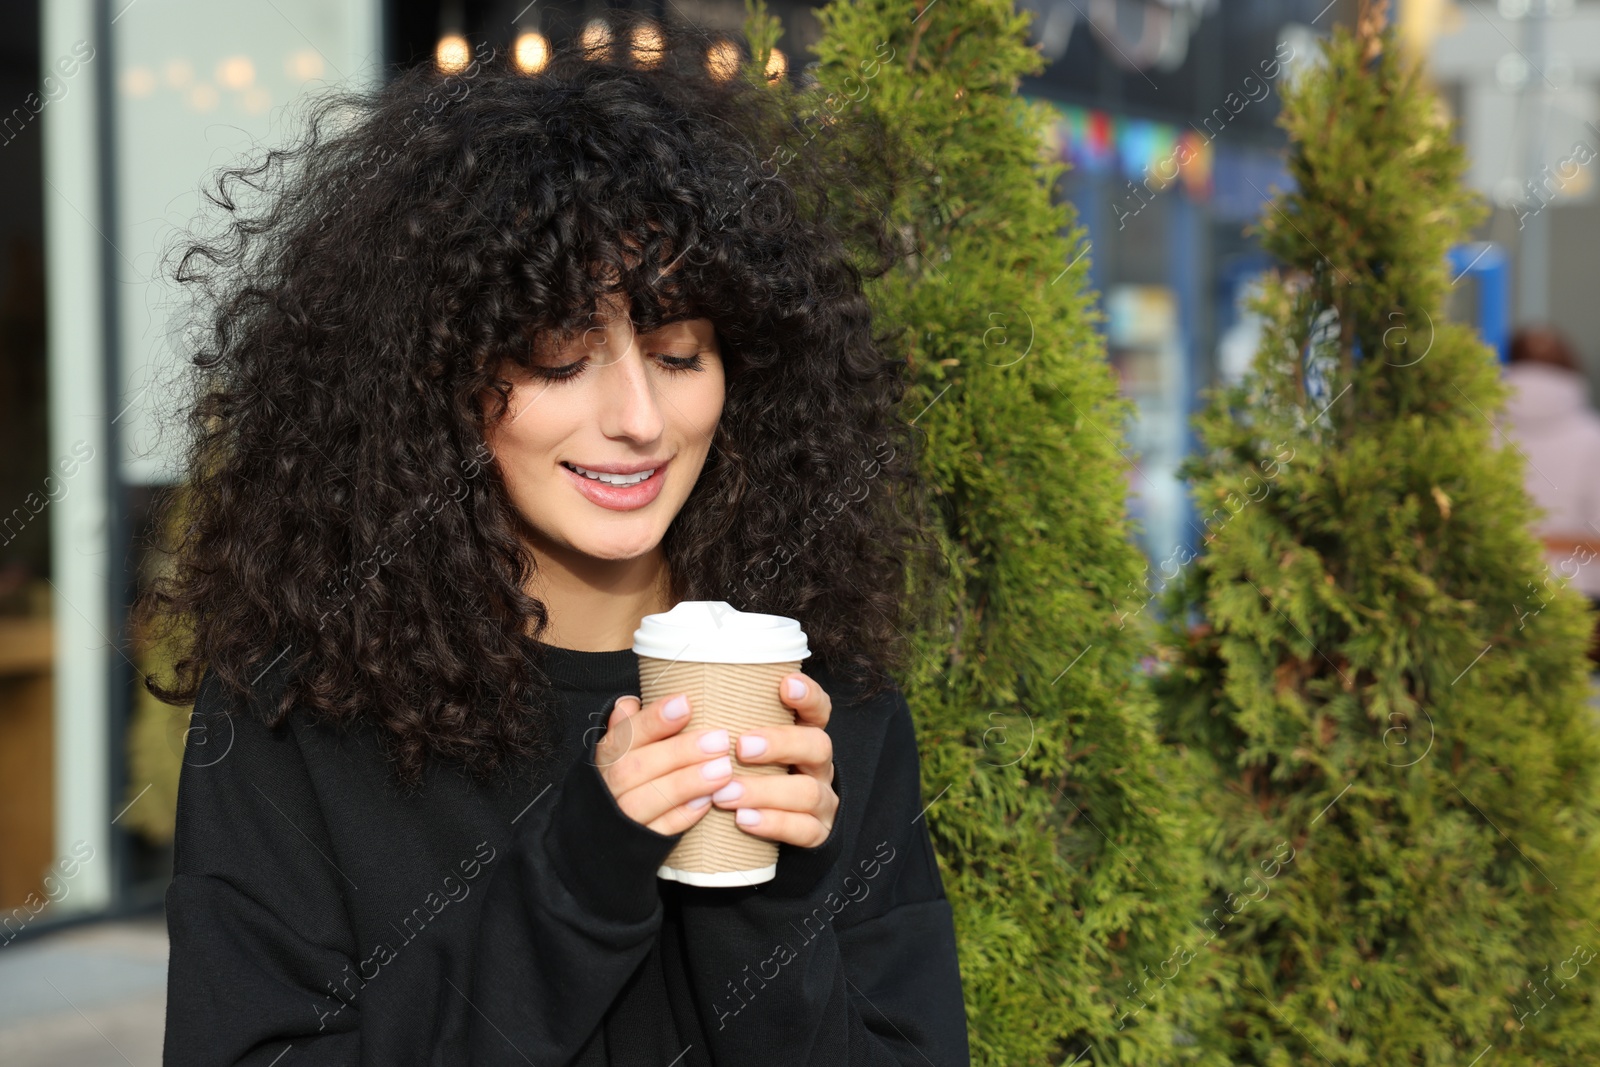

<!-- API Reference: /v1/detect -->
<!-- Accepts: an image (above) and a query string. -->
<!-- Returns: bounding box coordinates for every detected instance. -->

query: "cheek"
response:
[690,365,727,433]
[486,384,568,478]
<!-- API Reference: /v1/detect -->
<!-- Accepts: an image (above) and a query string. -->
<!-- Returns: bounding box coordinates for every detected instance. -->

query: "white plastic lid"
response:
[632,600,811,664]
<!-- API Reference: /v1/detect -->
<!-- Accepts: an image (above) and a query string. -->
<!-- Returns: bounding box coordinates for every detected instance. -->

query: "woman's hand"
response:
[594,692,735,837]
[709,672,839,849]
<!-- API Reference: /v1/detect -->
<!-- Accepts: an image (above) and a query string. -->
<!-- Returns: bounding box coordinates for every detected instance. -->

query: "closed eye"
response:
[531,351,707,382]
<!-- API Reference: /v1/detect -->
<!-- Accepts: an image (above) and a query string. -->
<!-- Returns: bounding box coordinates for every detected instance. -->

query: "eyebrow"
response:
[641,317,716,336]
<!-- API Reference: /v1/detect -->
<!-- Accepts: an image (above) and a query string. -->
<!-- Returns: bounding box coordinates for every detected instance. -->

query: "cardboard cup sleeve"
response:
[638,656,802,886]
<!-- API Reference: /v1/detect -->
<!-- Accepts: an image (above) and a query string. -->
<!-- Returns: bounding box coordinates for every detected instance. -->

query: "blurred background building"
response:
[0,0,1594,952]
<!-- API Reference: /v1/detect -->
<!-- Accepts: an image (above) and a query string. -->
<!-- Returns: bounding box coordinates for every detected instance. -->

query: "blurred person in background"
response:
[1502,325,1600,663]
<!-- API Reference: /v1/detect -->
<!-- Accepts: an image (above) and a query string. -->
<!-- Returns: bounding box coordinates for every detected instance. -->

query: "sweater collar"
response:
[526,638,640,693]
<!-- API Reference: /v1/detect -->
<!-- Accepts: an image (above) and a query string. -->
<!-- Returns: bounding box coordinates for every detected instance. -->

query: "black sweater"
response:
[161,642,971,1066]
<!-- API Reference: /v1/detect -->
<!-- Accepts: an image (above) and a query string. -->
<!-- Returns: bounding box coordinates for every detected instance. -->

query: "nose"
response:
[597,327,667,445]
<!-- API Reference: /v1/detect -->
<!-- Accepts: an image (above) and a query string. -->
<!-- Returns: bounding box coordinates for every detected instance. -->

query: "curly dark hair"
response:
[133,16,939,791]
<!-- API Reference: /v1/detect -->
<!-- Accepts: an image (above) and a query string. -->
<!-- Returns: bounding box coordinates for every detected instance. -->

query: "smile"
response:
[559,459,670,511]
[562,462,657,486]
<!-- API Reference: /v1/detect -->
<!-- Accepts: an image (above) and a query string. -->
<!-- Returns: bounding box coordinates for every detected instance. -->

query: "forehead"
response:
[598,288,717,328]
[538,309,719,351]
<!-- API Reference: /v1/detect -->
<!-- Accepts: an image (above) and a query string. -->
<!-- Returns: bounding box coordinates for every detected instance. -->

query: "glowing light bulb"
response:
[216,55,254,90]
[120,66,156,97]
[188,83,219,111]
[765,47,787,81]
[286,49,323,81]
[631,22,665,68]
[706,39,740,82]
[580,20,612,60]
[163,58,194,89]
[514,31,549,73]
[436,33,470,74]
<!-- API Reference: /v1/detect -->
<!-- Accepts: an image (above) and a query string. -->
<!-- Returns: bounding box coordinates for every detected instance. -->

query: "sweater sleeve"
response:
[162,671,366,1066]
[162,671,684,1066]
[463,717,686,1061]
[673,686,972,1066]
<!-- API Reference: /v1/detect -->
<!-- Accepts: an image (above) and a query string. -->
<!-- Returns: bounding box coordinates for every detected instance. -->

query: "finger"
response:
[708,771,824,815]
[729,806,831,849]
[608,695,639,730]
[778,672,832,728]
[601,723,733,798]
[594,698,638,770]
[595,692,693,768]
[644,793,717,838]
[735,723,834,776]
[616,750,735,828]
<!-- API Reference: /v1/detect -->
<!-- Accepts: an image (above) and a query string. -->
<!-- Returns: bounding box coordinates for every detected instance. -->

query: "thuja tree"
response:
[1154,6,1600,1062]
[755,0,1228,1061]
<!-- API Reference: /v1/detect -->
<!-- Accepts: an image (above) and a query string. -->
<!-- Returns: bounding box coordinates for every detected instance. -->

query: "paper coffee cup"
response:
[633,601,810,887]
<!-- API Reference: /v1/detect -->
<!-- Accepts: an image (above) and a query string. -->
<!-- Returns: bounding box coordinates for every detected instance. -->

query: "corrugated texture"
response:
[637,656,801,875]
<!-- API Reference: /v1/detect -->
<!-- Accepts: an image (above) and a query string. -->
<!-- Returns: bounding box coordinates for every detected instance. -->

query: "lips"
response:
[559,457,670,511]
[560,457,665,476]
[562,461,661,483]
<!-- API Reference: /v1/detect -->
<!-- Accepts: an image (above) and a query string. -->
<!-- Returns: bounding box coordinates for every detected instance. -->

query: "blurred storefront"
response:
[1013,0,1600,568]
[1016,0,1351,567]
[7,0,382,934]
[1424,0,1600,394]
[0,0,54,941]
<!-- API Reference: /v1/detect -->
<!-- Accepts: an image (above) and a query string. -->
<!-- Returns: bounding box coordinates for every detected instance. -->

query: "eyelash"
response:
[532,352,706,382]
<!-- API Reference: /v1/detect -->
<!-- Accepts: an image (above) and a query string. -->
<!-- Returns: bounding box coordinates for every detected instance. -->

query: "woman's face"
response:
[483,298,726,566]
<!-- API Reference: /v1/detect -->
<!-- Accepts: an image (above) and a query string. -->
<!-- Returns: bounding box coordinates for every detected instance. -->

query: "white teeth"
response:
[566,463,655,486]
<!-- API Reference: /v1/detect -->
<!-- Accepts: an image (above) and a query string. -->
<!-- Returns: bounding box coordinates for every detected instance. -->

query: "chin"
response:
[571,529,667,562]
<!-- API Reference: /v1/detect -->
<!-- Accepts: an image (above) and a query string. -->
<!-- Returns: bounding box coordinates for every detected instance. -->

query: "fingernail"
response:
[701,756,732,779]
[712,781,743,803]
[736,808,762,826]
[686,795,711,809]
[663,695,690,720]
[698,729,729,754]
[785,677,806,700]
[739,734,767,759]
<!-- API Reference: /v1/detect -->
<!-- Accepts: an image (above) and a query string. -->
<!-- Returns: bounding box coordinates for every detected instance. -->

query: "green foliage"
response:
[124,485,197,846]
[1156,23,1600,1064]
[793,0,1225,1061]
[741,0,783,84]
[123,611,190,845]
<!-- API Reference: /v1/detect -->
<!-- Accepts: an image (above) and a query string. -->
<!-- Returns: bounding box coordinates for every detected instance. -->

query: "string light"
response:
[765,47,787,81]
[436,33,470,73]
[706,39,741,82]
[630,21,666,68]
[215,55,254,90]
[580,19,613,61]
[514,31,549,74]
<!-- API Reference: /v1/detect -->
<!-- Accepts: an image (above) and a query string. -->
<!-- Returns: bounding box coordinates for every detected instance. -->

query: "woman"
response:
[1501,325,1600,661]
[139,16,969,1067]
